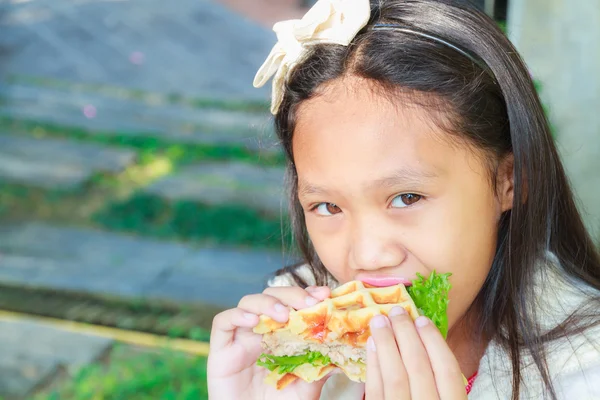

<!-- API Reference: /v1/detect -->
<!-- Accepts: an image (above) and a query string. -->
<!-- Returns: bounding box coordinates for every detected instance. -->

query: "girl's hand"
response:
[207,285,335,400]
[365,306,467,400]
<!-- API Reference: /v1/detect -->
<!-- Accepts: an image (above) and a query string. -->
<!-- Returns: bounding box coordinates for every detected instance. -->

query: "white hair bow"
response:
[253,0,371,114]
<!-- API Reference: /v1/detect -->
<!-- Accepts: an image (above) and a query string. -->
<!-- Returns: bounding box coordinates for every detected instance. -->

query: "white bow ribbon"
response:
[253,0,371,114]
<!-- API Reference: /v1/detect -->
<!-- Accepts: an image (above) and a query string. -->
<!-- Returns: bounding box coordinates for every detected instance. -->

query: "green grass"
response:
[497,20,507,34]
[0,181,78,220]
[0,115,288,248]
[0,178,287,249]
[0,117,285,168]
[94,193,287,249]
[8,74,270,113]
[37,346,208,400]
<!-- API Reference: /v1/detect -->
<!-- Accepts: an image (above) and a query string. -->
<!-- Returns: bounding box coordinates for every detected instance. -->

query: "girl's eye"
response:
[314,203,341,216]
[391,194,422,208]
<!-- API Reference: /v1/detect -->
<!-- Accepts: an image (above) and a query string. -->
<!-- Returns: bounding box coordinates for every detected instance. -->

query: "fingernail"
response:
[274,303,286,313]
[370,315,389,329]
[415,316,430,328]
[389,306,406,317]
[305,296,318,306]
[367,336,376,352]
[243,312,256,320]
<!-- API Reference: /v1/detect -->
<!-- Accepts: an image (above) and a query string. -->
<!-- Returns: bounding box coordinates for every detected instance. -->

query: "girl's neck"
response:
[446,316,489,378]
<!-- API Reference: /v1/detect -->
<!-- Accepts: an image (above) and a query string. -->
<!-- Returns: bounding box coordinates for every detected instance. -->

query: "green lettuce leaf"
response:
[407,271,452,339]
[257,351,331,375]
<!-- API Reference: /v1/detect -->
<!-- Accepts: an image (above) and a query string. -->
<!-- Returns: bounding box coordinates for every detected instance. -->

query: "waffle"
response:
[264,364,336,390]
[254,280,420,345]
[254,281,421,388]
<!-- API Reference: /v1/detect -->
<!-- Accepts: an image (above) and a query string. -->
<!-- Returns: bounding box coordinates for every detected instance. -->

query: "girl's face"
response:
[292,77,514,331]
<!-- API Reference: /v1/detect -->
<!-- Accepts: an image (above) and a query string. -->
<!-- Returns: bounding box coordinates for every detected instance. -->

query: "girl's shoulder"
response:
[529,266,600,399]
[472,253,600,399]
[472,322,600,400]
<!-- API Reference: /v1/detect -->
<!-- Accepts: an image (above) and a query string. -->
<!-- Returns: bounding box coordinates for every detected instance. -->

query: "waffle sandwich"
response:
[253,280,422,389]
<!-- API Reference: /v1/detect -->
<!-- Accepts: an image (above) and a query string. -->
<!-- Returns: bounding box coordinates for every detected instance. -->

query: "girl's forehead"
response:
[293,83,457,167]
[295,77,453,142]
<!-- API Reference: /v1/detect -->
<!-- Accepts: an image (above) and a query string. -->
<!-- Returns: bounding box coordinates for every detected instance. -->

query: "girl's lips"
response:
[356,275,413,287]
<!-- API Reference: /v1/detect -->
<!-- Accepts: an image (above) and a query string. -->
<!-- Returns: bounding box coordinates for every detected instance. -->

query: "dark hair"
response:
[271,0,600,398]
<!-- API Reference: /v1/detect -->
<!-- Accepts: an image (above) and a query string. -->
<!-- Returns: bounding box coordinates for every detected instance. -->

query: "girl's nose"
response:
[349,219,407,271]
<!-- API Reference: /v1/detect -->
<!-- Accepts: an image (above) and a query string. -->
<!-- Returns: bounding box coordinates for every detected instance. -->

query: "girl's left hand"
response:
[365,306,467,400]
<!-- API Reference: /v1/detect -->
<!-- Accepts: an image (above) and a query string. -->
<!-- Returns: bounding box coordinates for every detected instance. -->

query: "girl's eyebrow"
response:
[298,182,329,197]
[298,167,439,197]
[370,167,440,189]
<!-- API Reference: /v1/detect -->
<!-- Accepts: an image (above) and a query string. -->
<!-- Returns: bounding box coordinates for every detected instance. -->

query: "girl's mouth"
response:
[356,275,413,287]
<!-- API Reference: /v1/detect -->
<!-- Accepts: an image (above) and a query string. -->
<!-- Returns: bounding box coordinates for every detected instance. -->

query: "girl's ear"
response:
[497,154,515,212]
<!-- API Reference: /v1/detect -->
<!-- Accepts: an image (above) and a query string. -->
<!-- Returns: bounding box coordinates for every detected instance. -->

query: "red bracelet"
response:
[465,370,479,395]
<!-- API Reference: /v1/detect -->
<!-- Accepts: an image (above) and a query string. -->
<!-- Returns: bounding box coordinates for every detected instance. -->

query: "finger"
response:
[210,308,260,350]
[388,306,439,399]
[237,293,293,323]
[305,285,331,300]
[369,314,410,399]
[365,336,384,399]
[415,316,467,400]
[262,286,324,309]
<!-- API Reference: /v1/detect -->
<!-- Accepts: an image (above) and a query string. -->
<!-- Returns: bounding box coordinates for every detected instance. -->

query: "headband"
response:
[371,23,492,76]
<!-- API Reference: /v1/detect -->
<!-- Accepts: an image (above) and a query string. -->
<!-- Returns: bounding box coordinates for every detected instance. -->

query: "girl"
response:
[207,0,600,398]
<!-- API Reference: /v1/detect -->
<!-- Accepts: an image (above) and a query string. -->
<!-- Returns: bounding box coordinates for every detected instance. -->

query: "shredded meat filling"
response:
[262,332,366,365]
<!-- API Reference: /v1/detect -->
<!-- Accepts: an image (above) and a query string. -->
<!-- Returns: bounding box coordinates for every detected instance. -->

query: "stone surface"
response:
[0,0,273,102]
[144,162,287,215]
[0,223,192,297]
[0,356,58,399]
[144,247,297,307]
[0,153,90,190]
[0,320,113,373]
[216,0,307,28]
[508,0,600,242]
[0,223,292,307]
[0,319,113,398]
[0,134,137,189]
[143,273,266,307]
[0,84,278,152]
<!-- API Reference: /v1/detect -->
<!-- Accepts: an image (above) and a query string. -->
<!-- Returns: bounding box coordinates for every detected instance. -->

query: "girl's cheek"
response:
[307,228,348,277]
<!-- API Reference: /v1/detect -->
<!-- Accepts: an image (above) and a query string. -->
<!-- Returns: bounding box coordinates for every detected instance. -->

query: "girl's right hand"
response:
[207,285,334,400]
